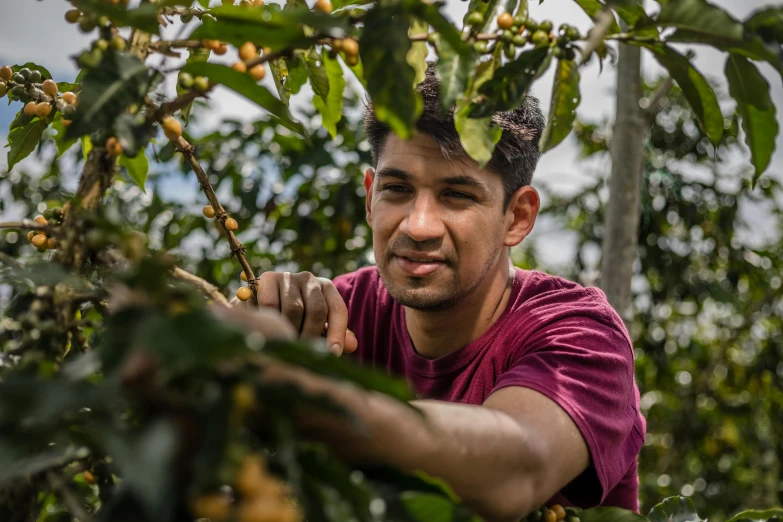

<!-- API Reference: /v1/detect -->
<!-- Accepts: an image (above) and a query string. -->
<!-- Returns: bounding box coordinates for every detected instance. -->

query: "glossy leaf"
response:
[745,7,783,43]
[72,0,160,34]
[455,99,502,167]
[360,5,422,139]
[725,54,778,185]
[313,50,345,138]
[402,492,455,522]
[649,45,723,145]
[6,118,47,170]
[462,0,500,35]
[470,46,551,118]
[269,58,292,106]
[726,508,783,522]
[407,18,429,87]
[573,0,621,34]
[181,61,305,137]
[119,152,149,192]
[652,0,744,47]
[50,113,78,158]
[12,62,53,80]
[540,59,581,152]
[648,496,706,522]
[435,40,477,110]
[406,0,469,55]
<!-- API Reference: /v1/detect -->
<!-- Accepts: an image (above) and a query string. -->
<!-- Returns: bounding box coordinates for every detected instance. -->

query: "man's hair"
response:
[363,63,546,210]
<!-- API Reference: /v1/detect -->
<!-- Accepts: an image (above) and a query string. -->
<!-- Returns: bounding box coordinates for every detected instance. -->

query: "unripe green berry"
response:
[65,9,82,23]
[98,16,110,26]
[43,209,53,220]
[194,76,210,91]
[94,39,109,51]
[525,20,539,32]
[0,83,6,98]
[62,104,77,119]
[29,70,42,84]
[512,34,527,46]
[178,72,194,89]
[513,15,526,26]
[13,73,26,84]
[500,29,514,42]
[78,16,96,33]
[427,32,440,44]
[52,206,64,219]
[19,68,31,80]
[466,11,484,26]
[531,30,549,46]
[473,41,489,53]
[567,26,580,41]
[111,35,127,50]
[504,43,516,59]
[539,20,553,33]
[180,13,193,23]
[11,85,26,99]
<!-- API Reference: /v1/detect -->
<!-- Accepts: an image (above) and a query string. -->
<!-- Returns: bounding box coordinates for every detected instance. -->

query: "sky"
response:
[0,0,781,266]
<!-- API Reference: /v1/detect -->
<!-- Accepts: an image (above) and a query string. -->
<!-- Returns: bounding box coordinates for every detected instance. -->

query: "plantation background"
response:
[1,0,782,520]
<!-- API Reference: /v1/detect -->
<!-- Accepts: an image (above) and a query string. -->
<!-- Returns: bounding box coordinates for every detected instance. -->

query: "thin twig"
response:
[174,136,257,295]
[47,470,93,522]
[172,266,229,306]
[644,76,674,119]
[579,9,616,65]
[0,220,55,234]
[246,49,290,69]
[151,88,213,122]
[0,251,24,270]
[150,39,205,51]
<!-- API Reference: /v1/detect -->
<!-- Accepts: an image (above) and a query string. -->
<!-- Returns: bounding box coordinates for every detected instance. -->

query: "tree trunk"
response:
[600,39,645,326]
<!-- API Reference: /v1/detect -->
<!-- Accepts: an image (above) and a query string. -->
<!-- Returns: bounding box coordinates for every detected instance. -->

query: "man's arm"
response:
[262,360,590,522]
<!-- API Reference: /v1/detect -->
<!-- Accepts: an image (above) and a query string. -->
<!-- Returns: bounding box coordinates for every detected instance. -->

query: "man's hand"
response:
[233,271,358,356]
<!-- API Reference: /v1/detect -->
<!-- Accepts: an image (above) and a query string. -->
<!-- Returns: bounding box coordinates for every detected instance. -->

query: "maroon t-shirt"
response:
[333,266,646,511]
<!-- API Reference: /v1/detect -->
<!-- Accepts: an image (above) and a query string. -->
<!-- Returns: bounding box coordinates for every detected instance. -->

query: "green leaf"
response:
[181,61,305,137]
[50,113,78,158]
[648,496,706,522]
[463,0,500,34]
[12,63,53,80]
[745,7,783,43]
[9,109,33,131]
[402,492,455,522]
[6,118,47,170]
[725,54,778,186]
[313,50,345,138]
[572,0,621,33]
[190,5,348,52]
[180,47,210,125]
[582,507,649,522]
[406,0,470,56]
[649,44,723,145]
[360,5,423,139]
[82,135,93,159]
[455,99,502,167]
[470,46,551,118]
[540,59,581,152]
[407,18,429,87]
[65,52,161,140]
[726,509,783,522]
[287,55,309,94]
[72,0,161,34]
[436,39,478,110]
[651,0,745,47]
[269,58,292,105]
[302,48,330,98]
[119,152,149,192]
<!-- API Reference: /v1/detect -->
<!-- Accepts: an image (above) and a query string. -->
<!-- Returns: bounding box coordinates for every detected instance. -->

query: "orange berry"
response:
[162,116,182,140]
[314,0,332,13]
[202,205,216,218]
[106,137,123,156]
[232,61,247,73]
[32,234,47,248]
[252,0,264,5]
[238,497,298,522]
[62,91,77,104]
[239,41,257,62]
[190,494,231,521]
[552,505,567,521]
[249,65,266,81]
[342,38,359,57]
[240,271,249,282]
[34,215,48,225]
[0,66,12,82]
[215,43,228,55]
[24,101,37,116]
[63,119,72,127]
[42,79,58,97]
[235,455,267,497]
[236,286,252,302]
[46,237,57,249]
[27,231,35,242]
[83,471,97,485]
[545,509,558,522]
[35,102,52,118]
[225,217,238,231]
[331,38,343,51]
[497,12,514,30]
[344,54,359,66]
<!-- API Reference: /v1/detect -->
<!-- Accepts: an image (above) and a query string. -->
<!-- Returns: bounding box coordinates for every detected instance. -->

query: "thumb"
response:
[343,328,358,354]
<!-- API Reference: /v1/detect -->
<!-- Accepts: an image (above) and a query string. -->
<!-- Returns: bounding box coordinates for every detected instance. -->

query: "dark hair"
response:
[363,63,546,210]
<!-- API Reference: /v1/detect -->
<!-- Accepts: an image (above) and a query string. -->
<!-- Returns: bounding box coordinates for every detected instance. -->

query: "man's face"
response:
[365,133,526,311]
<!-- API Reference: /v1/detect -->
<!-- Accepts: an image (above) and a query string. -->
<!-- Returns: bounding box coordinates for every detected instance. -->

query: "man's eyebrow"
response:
[375,168,487,191]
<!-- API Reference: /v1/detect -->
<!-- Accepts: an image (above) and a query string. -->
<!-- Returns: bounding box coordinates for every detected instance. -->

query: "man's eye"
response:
[445,191,473,200]
[384,185,408,193]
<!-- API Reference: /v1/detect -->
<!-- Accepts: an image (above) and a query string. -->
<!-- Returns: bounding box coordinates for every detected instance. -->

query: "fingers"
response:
[300,276,328,338]
[320,281,349,356]
[255,272,280,310]
[211,302,296,340]
[344,329,358,354]
[279,272,305,332]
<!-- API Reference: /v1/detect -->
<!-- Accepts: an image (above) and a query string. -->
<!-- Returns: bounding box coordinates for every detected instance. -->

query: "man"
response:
[231,67,645,522]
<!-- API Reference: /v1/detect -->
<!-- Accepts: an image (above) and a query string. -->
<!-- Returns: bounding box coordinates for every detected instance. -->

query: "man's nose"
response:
[400,193,445,242]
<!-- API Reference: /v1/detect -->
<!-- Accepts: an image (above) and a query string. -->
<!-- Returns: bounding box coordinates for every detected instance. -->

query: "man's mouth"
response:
[394,255,445,277]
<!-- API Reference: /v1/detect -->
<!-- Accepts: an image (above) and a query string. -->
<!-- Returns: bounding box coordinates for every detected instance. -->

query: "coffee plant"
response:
[1,0,782,521]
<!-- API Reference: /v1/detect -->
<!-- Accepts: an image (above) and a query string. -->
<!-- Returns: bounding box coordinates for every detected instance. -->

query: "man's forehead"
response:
[377,133,484,180]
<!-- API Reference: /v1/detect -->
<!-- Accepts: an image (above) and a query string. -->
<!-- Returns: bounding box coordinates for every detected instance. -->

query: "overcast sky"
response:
[1,0,781,265]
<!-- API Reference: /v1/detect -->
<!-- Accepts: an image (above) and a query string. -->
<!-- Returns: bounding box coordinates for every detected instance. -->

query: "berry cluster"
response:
[464,11,581,59]
[524,504,580,522]
[26,206,66,252]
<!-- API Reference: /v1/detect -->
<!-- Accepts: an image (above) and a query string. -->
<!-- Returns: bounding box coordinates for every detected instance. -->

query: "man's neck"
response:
[404,260,515,360]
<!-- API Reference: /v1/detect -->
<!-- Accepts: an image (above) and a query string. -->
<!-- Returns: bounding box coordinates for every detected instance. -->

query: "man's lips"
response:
[394,255,446,277]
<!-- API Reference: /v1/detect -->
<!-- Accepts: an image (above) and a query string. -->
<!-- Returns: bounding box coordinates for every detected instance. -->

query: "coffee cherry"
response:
[29,70,42,84]
[512,34,527,46]
[180,12,193,23]
[342,38,359,57]
[539,20,553,33]
[106,137,123,156]
[24,102,37,116]
[194,76,210,91]
[62,119,72,127]
[215,43,228,55]
[32,234,48,248]
[239,0,251,6]
[235,455,267,497]
[52,206,64,219]
[473,41,489,53]
[27,231,36,242]
[233,382,256,410]
[19,68,31,81]
[178,72,194,89]
[202,39,220,51]
[62,104,77,119]
[190,494,231,521]
[567,517,580,522]
[162,116,183,140]
[83,471,97,485]
[249,65,266,81]
[35,102,52,118]
[42,79,58,97]
[34,215,48,225]
[78,16,96,33]
[240,271,249,282]
[552,506,567,521]
[62,91,77,104]
[65,9,81,23]
[239,41,257,62]
[0,83,6,98]
[531,30,550,46]
[0,66,11,82]
[232,61,248,73]
[331,38,343,52]
[252,0,264,5]
[11,85,26,99]
[504,43,516,59]
[225,217,238,231]
[544,510,558,522]
[467,11,484,26]
[314,0,332,13]
[13,73,26,84]
[203,205,216,218]
[497,12,514,30]
[567,26,580,41]
[46,238,57,249]
[500,29,514,42]
[344,54,359,66]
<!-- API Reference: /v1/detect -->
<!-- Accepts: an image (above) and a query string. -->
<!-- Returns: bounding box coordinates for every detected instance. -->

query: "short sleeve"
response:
[491,313,644,506]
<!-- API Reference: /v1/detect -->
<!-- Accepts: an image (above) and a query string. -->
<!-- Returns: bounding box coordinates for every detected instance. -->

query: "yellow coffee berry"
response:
[62,91,77,104]
[225,217,239,231]
[34,215,48,225]
[24,102,37,116]
[232,61,248,73]
[239,41,257,62]
[190,494,231,521]
[236,286,252,301]
[314,0,332,13]
[83,471,97,485]
[202,205,216,218]
[215,43,228,55]
[342,38,359,57]
[106,137,123,156]
[42,79,58,97]
[162,116,183,140]
[552,505,567,521]
[240,271,249,282]
[497,12,514,30]
[46,237,57,249]
[32,234,48,248]
[545,509,558,522]
[35,102,52,118]
[249,65,266,81]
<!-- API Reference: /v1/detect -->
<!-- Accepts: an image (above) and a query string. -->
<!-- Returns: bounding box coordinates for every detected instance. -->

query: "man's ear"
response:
[364,168,375,226]
[503,185,540,247]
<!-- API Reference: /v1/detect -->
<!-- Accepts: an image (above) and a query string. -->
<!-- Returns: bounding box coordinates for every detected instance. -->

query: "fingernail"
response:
[329,343,343,356]
[346,328,354,335]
